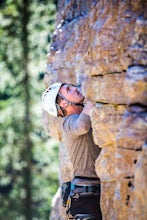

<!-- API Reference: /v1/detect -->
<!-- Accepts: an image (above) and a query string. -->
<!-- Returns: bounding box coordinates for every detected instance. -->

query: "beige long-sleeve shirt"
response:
[61,111,101,180]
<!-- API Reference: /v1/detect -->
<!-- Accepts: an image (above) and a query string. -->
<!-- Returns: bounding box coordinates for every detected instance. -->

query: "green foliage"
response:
[0,0,59,219]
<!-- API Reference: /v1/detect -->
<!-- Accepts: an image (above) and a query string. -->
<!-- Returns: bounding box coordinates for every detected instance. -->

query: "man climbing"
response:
[42,82,102,220]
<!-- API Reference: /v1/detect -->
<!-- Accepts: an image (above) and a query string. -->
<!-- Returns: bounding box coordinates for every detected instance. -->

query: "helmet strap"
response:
[56,103,65,117]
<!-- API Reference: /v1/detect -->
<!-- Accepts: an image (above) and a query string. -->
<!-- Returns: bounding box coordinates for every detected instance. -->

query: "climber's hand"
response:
[83,100,94,115]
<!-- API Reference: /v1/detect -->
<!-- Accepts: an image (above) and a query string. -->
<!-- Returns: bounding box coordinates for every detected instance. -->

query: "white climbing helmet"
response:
[42,82,62,117]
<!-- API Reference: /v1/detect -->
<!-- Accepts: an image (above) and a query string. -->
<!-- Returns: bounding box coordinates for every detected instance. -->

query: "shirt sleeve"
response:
[62,111,92,136]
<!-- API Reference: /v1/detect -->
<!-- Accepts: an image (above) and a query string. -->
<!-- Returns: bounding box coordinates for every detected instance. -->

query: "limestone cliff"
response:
[43,1,147,219]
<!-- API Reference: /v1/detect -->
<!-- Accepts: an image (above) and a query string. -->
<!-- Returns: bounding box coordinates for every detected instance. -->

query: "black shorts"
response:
[69,193,102,220]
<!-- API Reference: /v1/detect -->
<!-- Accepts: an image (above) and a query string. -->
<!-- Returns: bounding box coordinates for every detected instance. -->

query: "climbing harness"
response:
[70,182,100,197]
[75,214,95,220]
[62,181,100,220]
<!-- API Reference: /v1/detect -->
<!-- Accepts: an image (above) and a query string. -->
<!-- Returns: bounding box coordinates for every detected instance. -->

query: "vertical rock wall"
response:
[43,1,147,219]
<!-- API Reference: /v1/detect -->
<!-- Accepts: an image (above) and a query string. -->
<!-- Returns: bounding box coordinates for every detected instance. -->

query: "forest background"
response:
[0,0,59,220]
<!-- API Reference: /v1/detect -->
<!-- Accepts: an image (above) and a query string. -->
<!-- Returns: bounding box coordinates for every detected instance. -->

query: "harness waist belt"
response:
[74,176,100,181]
[71,182,100,195]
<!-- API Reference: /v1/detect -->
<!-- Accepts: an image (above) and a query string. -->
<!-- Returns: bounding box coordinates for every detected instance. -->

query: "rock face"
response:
[43,1,147,219]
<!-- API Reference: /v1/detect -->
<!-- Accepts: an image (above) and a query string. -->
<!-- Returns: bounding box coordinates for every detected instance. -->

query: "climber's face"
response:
[59,84,84,104]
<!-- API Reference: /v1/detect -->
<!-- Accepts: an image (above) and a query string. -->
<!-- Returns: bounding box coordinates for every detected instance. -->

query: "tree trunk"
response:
[21,0,33,219]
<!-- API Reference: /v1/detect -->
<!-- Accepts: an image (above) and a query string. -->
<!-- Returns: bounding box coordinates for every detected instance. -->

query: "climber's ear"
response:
[60,99,68,108]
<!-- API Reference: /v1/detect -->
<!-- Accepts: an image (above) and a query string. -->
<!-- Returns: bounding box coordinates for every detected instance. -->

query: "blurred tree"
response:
[0,0,58,219]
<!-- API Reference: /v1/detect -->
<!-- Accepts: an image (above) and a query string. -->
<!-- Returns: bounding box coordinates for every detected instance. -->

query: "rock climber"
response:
[42,82,102,220]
